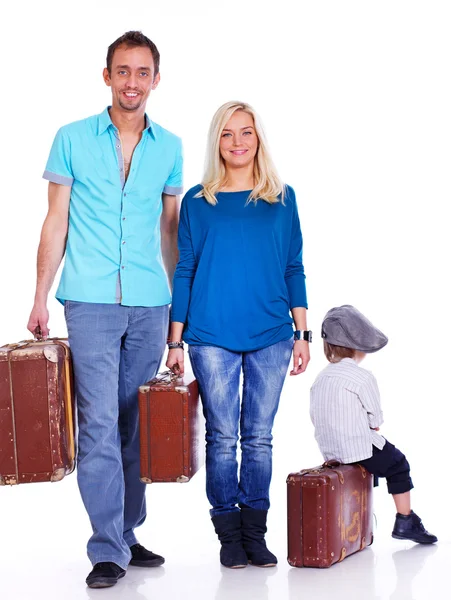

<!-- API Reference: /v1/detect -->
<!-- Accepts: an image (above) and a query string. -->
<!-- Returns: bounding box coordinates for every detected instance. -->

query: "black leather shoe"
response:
[129,543,165,567]
[86,562,126,588]
[392,511,438,544]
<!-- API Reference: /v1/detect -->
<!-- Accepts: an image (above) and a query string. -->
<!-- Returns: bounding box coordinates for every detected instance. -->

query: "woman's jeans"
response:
[65,301,168,569]
[189,339,292,517]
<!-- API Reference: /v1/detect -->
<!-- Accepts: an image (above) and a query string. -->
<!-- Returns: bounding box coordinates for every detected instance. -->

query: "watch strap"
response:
[294,330,312,342]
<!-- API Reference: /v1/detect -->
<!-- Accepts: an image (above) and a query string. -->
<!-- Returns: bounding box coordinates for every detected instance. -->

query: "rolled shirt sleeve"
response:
[171,195,197,323]
[285,187,307,309]
[43,127,74,186]
[163,139,183,196]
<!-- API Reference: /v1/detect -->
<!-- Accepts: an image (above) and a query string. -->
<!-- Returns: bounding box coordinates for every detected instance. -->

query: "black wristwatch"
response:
[294,330,312,342]
[168,341,185,350]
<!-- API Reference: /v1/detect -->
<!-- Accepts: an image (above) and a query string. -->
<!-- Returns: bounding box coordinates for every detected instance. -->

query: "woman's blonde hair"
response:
[197,101,285,206]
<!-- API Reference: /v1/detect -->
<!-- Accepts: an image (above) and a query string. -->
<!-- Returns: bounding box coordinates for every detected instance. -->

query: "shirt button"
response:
[124,193,127,197]
[122,217,126,221]
[122,241,126,245]
[121,266,125,269]
[116,144,120,149]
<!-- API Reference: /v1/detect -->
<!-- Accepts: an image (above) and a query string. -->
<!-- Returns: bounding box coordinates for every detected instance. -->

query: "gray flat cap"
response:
[321,305,388,353]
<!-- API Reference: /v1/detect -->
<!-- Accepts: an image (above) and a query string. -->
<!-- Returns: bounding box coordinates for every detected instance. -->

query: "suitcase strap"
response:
[6,349,20,483]
[52,340,75,466]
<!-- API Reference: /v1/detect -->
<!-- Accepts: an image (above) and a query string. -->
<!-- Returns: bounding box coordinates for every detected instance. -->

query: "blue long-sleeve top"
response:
[171,184,308,352]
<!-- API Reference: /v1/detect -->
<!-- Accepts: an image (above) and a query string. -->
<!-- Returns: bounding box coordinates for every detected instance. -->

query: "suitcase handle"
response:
[149,369,183,386]
[299,460,342,476]
[158,369,181,382]
[6,337,69,350]
[323,460,345,484]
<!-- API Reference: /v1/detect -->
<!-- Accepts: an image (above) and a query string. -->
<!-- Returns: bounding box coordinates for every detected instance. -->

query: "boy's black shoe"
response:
[129,543,165,567]
[86,562,126,588]
[392,511,438,544]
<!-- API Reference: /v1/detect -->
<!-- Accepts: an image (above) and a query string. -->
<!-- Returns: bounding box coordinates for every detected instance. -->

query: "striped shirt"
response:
[310,358,386,463]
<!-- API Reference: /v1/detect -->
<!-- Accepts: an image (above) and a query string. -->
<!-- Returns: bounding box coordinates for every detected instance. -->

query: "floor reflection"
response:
[85,565,165,600]
[390,544,438,600]
[287,547,380,600]
[215,564,278,600]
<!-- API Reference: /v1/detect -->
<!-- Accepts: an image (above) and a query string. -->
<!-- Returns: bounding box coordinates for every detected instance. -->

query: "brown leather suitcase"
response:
[138,371,204,483]
[0,338,75,485]
[287,461,373,568]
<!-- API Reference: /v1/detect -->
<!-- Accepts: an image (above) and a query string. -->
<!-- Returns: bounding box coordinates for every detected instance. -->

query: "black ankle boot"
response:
[211,512,248,569]
[240,508,277,567]
[392,511,438,544]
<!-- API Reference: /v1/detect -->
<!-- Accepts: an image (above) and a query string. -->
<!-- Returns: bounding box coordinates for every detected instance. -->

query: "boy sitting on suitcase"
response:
[310,305,437,544]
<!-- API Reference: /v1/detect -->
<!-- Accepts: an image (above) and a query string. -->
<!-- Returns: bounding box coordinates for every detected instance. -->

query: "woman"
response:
[167,101,310,569]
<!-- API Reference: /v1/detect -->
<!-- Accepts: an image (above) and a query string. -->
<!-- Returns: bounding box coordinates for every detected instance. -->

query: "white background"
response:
[1,1,450,598]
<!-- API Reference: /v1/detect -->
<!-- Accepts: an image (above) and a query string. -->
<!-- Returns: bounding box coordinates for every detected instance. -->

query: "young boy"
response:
[310,305,437,544]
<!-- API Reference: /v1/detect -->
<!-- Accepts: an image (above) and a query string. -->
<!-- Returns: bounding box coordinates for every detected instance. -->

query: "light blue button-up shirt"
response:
[43,107,183,307]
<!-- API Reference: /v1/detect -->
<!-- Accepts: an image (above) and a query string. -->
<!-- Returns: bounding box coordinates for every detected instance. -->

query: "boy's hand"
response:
[166,348,185,376]
[290,340,310,375]
[27,303,50,339]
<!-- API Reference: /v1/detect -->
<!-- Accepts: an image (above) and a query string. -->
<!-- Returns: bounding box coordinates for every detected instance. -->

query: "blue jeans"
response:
[188,339,292,517]
[65,301,168,569]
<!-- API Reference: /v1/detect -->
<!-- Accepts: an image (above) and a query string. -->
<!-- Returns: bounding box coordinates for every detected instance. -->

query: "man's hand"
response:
[290,340,310,376]
[27,303,50,339]
[166,348,185,376]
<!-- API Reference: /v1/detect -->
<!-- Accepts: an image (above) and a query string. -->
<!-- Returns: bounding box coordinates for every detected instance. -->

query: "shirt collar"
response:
[340,357,358,365]
[97,107,156,139]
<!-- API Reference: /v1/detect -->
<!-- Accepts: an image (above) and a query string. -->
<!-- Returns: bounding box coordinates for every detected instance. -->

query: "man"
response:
[27,31,182,588]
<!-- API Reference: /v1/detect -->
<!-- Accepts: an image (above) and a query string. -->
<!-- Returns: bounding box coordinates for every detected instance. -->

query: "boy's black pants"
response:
[356,439,413,494]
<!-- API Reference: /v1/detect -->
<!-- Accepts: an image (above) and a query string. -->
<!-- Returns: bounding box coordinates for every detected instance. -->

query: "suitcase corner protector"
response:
[2,475,17,485]
[139,385,151,394]
[140,476,153,484]
[176,475,190,483]
[287,557,300,568]
[175,385,189,394]
[51,468,66,482]
[44,346,59,363]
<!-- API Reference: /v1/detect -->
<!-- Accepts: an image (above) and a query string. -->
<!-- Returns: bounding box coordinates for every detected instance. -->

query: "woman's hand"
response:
[166,348,185,376]
[290,340,310,375]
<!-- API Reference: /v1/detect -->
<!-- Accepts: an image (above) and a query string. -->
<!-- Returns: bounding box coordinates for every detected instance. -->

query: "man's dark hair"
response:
[106,31,160,76]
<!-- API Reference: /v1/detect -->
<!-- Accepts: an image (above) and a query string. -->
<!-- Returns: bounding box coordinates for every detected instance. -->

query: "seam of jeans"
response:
[89,555,131,569]
[121,347,131,453]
